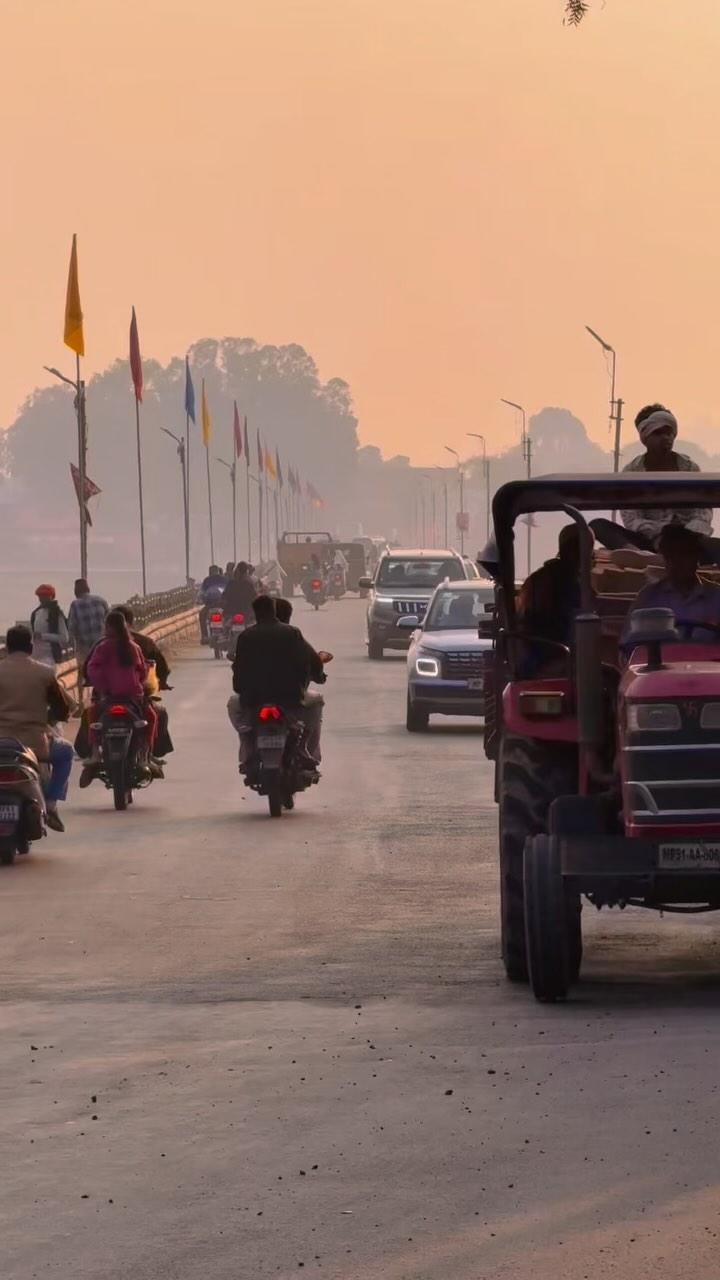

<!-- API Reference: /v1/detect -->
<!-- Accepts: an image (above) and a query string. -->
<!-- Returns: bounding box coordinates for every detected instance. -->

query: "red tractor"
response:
[487,472,720,1001]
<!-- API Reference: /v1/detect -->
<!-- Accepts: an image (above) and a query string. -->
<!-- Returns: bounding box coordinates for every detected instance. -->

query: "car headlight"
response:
[373,596,395,604]
[415,649,440,677]
[627,702,681,732]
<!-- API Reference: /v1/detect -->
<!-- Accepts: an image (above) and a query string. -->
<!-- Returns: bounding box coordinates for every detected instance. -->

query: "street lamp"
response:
[500,399,531,572]
[162,428,190,583]
[467,433,491,541]
[434,467,449,547]
[586,324,624,520]
[44,363,88,578]
[216,456,238,565]
[444,446,466,554]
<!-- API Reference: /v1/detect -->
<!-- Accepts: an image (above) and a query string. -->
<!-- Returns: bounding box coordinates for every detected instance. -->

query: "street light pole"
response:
[162,428,190,582]
[435,467,449,546]
[586,324,623,518]
[500,399,531,573]
[467,433,491,542]
[217,458,238,564]
[45,364,88,578]
[444,446,465,554]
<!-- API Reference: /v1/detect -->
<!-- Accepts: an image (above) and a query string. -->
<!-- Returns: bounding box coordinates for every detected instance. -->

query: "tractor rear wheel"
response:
[524,834,581,1002]
[498,735,577,983]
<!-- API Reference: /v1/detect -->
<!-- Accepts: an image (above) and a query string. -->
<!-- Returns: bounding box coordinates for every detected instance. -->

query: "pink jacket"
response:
[86,638,147,702]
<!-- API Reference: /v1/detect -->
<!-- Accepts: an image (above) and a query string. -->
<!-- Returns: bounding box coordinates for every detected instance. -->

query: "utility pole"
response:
[444,446,465,554]
[586,325,623,518]
[500,399,531,573]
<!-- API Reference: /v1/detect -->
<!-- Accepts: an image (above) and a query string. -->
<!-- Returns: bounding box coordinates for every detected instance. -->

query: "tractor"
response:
[486,472,720,1001]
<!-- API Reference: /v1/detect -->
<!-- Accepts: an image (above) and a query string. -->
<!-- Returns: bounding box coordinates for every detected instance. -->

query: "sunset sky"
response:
[4,0,720,463]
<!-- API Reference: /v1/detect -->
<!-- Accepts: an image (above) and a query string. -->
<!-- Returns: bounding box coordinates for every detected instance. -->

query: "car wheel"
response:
[368,635,384,660]
[406,693,429,732]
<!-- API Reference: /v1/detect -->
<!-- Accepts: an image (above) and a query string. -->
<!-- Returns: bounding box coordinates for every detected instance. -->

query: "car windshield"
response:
[376,558,464,589]
[424,586,494,630]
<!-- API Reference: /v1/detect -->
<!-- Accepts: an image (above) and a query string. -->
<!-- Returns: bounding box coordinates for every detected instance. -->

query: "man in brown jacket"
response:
[0,626,74,831]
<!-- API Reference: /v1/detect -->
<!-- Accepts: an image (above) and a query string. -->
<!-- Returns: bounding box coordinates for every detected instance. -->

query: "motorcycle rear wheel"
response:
[0,837,16,866]
[110,760,129,811]
[268,786,283,818]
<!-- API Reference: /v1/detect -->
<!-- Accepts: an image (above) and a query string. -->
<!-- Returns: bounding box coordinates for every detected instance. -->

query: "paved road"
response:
[2,598,719,1279]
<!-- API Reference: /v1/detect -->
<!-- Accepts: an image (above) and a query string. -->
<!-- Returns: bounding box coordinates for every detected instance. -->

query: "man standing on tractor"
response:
[591,404,720,564]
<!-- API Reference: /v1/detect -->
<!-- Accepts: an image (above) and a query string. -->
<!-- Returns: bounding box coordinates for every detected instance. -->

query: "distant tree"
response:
[565,0,590,23]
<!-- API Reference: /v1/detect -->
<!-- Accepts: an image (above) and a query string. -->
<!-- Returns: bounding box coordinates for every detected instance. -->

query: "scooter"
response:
[0,738,46,864]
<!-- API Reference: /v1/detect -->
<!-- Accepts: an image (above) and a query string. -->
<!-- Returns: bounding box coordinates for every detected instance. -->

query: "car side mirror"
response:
[397,615,420,629]
[358,576,373,590]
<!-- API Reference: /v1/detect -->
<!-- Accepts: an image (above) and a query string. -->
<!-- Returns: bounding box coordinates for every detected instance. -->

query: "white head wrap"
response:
[637,409,677,446]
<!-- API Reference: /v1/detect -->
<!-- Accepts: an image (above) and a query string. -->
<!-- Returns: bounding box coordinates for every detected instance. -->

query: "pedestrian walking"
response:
[30,585,69,671]
[67,578,109,706]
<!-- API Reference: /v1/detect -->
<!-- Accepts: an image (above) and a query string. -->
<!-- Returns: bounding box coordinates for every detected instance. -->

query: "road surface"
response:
[1,598,719,1279]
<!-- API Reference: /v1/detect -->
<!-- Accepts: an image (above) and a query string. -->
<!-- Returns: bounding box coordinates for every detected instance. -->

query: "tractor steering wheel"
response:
[675,617,720,641]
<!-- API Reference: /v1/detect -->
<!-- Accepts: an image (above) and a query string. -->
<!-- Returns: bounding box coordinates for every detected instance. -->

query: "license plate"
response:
[659,843,720,870]
[0,804,20,821]
[257,734,286,749]
[467,678,484,691]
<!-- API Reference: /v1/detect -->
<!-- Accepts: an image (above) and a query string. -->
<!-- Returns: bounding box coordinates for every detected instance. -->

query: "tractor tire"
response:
[498,735,577,983]
[524,834,581,1002]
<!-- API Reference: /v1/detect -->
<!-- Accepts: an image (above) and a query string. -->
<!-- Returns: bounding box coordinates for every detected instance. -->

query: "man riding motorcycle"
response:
[227,594,329,767]
[199,564,228,643]
[0,625,74,832]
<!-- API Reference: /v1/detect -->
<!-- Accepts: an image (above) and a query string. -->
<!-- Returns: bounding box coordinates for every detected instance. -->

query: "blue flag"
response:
[184,356,196,424]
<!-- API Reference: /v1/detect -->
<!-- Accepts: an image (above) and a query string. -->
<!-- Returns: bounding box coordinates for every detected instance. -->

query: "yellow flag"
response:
[64,233,84,356]
[264,447,277,481]
[201,378,211,446]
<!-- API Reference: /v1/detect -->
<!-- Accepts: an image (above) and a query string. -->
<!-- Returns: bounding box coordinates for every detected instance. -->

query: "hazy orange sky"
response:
[4,0,720,463]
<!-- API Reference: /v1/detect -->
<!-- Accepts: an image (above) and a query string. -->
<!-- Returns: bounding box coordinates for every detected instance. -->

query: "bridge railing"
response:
[0,584,199,659]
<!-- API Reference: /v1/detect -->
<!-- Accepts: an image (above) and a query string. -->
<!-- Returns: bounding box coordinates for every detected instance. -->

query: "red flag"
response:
[233,401,242,458]
[70,463,101,527]
[129,306,143,403]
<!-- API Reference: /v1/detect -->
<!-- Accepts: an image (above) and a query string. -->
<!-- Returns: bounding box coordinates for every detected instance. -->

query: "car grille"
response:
[442,650,488,680]
[393,600,427,616]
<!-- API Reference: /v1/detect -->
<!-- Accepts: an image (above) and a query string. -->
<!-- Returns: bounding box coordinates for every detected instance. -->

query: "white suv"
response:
[361,548,478,660]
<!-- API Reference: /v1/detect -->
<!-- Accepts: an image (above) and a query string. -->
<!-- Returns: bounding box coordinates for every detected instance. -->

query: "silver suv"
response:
[360,548,478,660]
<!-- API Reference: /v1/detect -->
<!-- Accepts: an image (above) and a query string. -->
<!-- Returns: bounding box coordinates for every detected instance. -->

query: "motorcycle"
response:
[91,701,154,811]
[0,738,46,865]
[303,576,326,610]
[208,610,229,659]
[240,705,320,817]
[328,566,346,600]
[226,611,248,659]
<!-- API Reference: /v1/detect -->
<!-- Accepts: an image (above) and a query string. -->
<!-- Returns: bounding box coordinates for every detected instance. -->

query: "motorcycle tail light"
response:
[0,768,27,784]
[233,613,245,624]
[109,705,130,717]
[210,612,222,623]
[311,580,322,589]
[258,706,282,722]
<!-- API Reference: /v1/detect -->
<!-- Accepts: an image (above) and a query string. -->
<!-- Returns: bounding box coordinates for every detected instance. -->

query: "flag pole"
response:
[206,447,215,565]
[75,354,88,579]
[185,410,191,581]
[135,395,148,595]
[231,461,238,564]
[258,479,264,561]
[246,456,252,562]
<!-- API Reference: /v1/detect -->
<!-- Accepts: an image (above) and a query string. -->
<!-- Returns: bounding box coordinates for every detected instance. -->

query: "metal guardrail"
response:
[0,584,198,657]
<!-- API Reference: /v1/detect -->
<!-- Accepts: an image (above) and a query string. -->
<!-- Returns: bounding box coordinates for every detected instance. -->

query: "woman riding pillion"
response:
[80,610,159,787]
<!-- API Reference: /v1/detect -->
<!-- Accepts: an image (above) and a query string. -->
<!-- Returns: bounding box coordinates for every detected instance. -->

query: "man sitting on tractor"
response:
[517,524,583,673]
[623,523,720,645]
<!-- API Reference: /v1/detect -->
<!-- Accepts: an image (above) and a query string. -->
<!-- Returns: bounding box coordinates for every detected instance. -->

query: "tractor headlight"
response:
[627,703,681,732]
[415,650,440,677]
[700,703,720,729]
